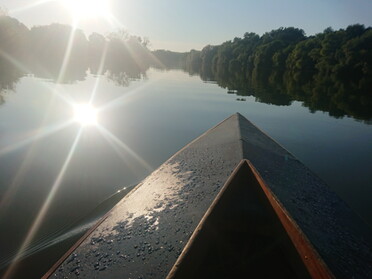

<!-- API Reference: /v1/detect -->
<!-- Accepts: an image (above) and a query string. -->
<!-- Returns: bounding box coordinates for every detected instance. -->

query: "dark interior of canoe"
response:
[167,160,332,279]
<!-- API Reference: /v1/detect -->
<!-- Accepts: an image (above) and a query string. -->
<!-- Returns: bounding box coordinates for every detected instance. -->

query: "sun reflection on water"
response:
[0,1,152,276]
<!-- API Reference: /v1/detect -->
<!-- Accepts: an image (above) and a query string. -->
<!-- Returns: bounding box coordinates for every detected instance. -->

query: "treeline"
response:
[152,50,187,69]
[0,15,158,88]
[1,13,371,120]
[154,26,372,120]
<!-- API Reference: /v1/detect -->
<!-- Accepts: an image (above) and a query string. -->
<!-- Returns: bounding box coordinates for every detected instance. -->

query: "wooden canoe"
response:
[44,113,372,278]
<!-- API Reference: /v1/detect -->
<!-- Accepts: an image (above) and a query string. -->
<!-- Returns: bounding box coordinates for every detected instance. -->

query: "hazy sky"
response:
[2,0,372,51]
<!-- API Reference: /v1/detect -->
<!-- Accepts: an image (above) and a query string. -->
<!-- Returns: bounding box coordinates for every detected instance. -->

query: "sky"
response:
[1,0,372,52]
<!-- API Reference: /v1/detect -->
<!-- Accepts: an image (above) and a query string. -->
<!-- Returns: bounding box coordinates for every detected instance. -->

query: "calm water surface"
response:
[0,68,371,277]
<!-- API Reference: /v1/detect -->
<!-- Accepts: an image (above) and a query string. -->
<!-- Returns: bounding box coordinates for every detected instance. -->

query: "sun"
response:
[60,0,111,20]
[73,104,98,126]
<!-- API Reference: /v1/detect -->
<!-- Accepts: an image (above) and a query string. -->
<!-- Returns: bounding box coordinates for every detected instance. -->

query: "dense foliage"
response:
[0,14,371,120]
[0,15,154,86]
[154,26,372,120]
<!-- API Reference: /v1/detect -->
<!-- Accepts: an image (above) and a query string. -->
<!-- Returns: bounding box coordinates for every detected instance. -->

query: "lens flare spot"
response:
[73,104,98,126]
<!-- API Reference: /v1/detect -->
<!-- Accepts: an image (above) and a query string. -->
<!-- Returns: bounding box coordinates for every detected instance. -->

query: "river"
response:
[0,68,371,278]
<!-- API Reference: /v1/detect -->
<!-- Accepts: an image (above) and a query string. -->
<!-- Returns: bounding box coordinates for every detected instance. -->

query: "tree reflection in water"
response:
[0,14,371,122]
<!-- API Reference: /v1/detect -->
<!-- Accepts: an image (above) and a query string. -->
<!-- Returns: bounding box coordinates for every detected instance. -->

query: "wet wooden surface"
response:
[45,113,372,279]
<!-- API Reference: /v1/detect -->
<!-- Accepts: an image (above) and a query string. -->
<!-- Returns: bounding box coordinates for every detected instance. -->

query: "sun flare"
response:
[73,104,98,126]
[60,0,111,20]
